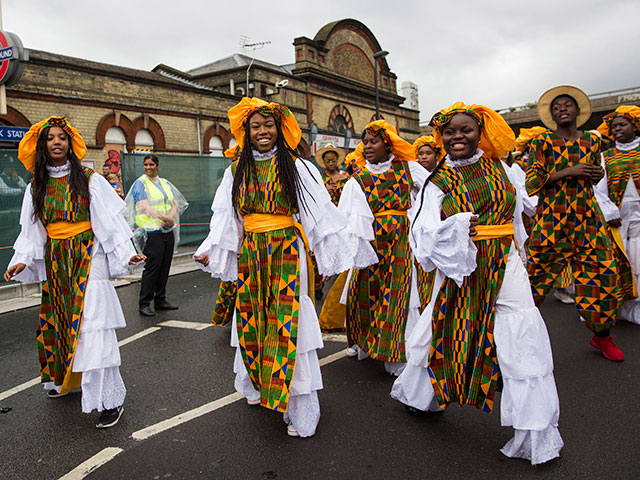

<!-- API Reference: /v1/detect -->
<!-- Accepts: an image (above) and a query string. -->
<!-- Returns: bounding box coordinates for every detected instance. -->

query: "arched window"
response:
[135,128,154,150]
[209,135,223,156]
[332,115,348,134]
[105,126,127,145]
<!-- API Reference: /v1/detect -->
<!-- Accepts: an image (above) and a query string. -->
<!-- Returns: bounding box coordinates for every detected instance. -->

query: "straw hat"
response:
[315,144,346,168]
[537,85,591,130]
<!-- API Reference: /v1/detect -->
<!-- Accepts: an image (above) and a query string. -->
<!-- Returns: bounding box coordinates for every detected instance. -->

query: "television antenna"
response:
[239,36,271,96]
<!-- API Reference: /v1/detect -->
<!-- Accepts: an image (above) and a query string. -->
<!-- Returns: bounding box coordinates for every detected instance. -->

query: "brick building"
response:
[1,18,419,170]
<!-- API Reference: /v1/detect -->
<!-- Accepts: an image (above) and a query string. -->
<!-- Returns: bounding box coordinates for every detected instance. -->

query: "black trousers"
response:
[139,231,175,307]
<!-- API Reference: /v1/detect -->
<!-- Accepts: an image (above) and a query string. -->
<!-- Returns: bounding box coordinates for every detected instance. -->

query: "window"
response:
[332,115,348,134]
[209,135,223,157]
[135,128,154,149]
[105,126,126,145]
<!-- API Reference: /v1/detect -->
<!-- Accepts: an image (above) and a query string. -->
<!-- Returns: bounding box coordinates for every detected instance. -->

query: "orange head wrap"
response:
[353,119,415,166]
[227,97,301,151]
[597,105,640,138]
[18,116,87,173]
[224,143,241,161]
[429,102,515,161]
[515,126,547,152]
[412,135,443,157]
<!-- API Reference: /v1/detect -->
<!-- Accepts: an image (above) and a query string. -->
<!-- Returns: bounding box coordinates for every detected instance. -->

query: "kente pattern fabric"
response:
[611,231,636,305]
[234,155,300,412]
[526,131,610,250]
[415,262,436,312]
[428,156,516,413]
[603,145,640,209]
[211,280,237,326]
[527,244,618,332]
[321,171,348,206]
[526,131,619,331]
[37,167,94,392]
[554,265,573,290]
[346,160,413,363]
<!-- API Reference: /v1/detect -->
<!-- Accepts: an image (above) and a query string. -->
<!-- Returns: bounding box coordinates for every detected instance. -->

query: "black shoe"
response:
[47,389,70,399]
[314,290,324,301]
[96,405,124,429]
[155,301,178,310]
[139,305,155,316]
[404,405,427,416]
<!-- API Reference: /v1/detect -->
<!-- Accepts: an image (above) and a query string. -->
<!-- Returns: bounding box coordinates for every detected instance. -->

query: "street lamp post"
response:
[373,50,389,120]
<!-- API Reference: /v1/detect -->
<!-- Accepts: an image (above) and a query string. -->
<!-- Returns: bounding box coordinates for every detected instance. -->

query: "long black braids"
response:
[231,115,315,216]
[31,126,90,224]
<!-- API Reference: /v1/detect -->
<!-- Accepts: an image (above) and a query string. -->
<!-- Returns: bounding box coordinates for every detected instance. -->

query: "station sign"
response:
[0,31,27,87]
[0,126,28,141]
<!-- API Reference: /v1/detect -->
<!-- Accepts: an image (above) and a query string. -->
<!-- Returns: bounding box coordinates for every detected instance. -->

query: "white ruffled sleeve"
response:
[89,174,137,278]
[295,159,353,276]
[410,182,477,287]
[511,163,538,217]
[194,166,243,281]
[408,161,429,201]
[337,177,379,269]
[503,163,530,261]
[8,184,47,283]
[594,154,621,222]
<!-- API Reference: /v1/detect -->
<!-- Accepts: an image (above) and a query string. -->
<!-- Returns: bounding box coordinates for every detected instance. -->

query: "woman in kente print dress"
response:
[194,98,352,438]
[391,103,563,465]
[595,105,640,324]
[4,116,144,428]
[338,120,428,375]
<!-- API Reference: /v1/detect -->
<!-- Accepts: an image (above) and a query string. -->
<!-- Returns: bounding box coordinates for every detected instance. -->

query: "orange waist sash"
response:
[374,209,408,218]
[46,221,92,239]
[243,214,295,233]
[473,223,515,242]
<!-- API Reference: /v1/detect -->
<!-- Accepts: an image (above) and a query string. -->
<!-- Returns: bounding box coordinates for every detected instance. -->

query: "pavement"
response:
[1,270,639,479]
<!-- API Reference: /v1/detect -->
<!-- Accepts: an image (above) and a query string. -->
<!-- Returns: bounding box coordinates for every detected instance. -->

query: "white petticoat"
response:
[391,244,563,465]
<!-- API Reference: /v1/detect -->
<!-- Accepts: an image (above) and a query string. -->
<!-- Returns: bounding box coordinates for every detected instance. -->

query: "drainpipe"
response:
[196,116,202,155]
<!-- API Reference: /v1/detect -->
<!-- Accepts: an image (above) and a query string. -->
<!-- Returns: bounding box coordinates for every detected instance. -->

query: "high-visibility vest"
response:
[134,175,175,230]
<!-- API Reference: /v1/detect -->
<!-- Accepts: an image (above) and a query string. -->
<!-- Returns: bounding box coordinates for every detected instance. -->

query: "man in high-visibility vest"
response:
[125,154,188,316]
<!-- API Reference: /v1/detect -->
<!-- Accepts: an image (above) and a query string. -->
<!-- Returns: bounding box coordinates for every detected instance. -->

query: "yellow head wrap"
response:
[353,119,415,166]
[597,105,640,138]
[227,97,302,151]
[224,143,241,160]
[515,126,547,152]
[18,116,87,173]
[429,102,515,161]
[412,135,443,157]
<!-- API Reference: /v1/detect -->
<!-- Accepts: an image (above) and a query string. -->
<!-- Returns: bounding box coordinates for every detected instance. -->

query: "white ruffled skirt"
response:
[619,220,640,325]
[230,240,323,437]
[44,241,127,413]
[391,243,563,465]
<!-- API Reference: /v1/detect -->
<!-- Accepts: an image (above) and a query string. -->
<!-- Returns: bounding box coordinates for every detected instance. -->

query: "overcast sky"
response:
[3,0,639,124]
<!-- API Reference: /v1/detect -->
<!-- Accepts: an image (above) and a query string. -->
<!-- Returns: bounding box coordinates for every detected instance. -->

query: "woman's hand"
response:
[129,254,146,265]
[4,263,26,282]
[160,215,175,228]
[194,254,209,266]
[607,218,622,228]
[564,163,604,182]
[469,215,479,237]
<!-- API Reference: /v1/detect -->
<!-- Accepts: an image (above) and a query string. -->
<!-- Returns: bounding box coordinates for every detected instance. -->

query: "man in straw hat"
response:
[526,85,624,361]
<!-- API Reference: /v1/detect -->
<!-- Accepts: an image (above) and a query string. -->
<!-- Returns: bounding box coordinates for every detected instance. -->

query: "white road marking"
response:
[322,332,347,343]
[0,377,40,402]
[132,346,349,442]
[0,327,161,402]
[132,392,243,441]
[157,320,211,331]
[58,447,123,480]
[118,327,161,347]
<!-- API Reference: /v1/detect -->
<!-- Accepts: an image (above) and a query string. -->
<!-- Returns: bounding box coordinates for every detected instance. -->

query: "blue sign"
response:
[0,46,13,61]
[0,126,28,141]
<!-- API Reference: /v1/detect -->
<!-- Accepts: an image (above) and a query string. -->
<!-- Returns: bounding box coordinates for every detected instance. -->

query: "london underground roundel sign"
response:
[0,31,27,87]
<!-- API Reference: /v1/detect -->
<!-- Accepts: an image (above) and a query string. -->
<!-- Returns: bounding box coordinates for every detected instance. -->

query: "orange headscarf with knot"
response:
[412,135,443,157]
[353,119,415,166]
[515,126,547,152]
[597,105,640,138]
[224,143,241,160]
[18,116,87,173]
[429,102,515,161]
[228,97,301,151]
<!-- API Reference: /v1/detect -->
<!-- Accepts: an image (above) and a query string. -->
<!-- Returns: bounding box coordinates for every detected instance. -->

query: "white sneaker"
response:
[345,347,357,358]
[246,397,260,406]
[553,288,575,304]
[287,424,299,437]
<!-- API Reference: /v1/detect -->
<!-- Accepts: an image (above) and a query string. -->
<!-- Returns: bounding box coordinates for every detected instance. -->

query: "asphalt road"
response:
[1,270,639,479]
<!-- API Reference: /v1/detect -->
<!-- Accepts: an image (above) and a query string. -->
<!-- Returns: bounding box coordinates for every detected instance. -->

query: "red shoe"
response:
[590,335,624,362]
